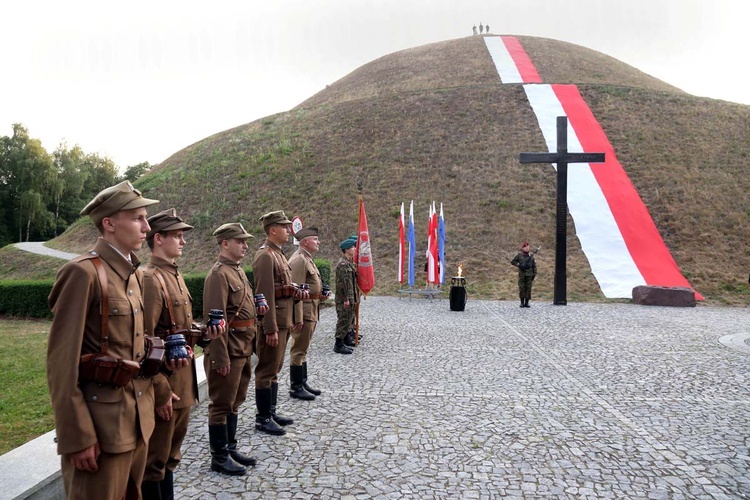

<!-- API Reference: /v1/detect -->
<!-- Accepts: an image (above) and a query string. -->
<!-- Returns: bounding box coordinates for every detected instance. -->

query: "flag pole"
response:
[355,188,362,347]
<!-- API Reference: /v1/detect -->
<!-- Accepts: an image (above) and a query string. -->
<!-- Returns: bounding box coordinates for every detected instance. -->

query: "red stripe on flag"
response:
[502,36,542,83]
[551,84,701,299]
[357,199,375,294]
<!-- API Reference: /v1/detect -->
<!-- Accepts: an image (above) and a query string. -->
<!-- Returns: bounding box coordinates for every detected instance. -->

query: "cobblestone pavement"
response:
[175,297,750,499]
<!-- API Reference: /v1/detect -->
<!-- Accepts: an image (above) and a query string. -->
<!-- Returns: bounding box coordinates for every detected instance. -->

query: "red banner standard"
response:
[357,198,375,294]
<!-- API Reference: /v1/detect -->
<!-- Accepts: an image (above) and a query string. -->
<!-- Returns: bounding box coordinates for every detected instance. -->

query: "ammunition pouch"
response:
[274,284,298,299]
[139,336,166,378]
[79,354,141,388]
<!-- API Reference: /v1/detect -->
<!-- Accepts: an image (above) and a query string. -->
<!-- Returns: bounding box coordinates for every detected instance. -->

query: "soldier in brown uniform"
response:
[288,227,328,400]
[252,210,304,435]
[141,209,211,499]
[47,181,159,500]
[203,223,266,476]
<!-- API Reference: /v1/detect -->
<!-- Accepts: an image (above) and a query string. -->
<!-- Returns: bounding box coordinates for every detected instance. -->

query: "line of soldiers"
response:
[46,181,337,499]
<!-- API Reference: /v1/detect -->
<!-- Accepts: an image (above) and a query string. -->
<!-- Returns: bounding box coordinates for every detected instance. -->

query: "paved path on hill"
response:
[175,297,750,499]
[13,241,78,260]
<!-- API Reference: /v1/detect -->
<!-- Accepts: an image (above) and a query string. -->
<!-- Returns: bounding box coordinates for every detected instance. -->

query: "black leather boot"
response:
[289,365,315,400]
[227,413,257,466]
[302,361,322,396]
[141,480,162,500]
[523,298,531,308]
[334,338,353,354]
[270,382,294,425]
[159,470,174,500]
[520,298,525,308]
[255,388,286,435]
[344,330,356,347]
[208,424,247,475]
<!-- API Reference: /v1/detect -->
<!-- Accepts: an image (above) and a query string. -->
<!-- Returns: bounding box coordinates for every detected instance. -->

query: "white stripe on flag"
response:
[483,37,523,84]
[523,84,646,298]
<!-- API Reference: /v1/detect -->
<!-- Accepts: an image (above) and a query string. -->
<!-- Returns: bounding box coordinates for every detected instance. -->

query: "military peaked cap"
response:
[80,180,159,226]
[259,210,292,229]
[146,208,193,240]
[213,222,254,242]
[295,226,318,240]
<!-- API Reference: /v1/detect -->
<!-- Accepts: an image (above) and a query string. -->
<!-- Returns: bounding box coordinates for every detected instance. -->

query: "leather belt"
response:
[229,319,255,328]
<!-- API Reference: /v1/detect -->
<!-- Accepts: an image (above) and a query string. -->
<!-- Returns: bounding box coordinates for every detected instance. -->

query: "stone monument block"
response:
[631,285,696,307]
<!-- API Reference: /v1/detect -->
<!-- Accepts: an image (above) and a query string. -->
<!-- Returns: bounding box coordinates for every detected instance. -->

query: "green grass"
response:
[0,318,54,454]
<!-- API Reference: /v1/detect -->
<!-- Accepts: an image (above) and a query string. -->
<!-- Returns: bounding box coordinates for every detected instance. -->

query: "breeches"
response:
[255,327,290,388]
[144,405,190,481]
[62,437,147,500]
[205,355,253,424]
[290,321,317,365]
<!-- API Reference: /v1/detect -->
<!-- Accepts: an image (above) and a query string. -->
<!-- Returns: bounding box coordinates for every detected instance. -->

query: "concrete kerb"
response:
[0,360,209,500]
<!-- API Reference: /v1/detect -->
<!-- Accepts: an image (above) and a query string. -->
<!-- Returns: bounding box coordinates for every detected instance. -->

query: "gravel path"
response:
[174,296,750,499]
[13,242,78,260]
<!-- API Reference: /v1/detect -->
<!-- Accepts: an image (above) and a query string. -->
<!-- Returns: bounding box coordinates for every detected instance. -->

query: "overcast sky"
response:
[2,0,747,169]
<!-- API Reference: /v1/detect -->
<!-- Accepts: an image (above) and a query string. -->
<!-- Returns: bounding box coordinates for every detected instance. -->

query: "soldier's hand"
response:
[165,356,190,372]
[215,365,230,377]
[206,324,223,339]
[256,305,269,316]
[70,442,100,472]
[156,393,179,421]
[265,331,279,347]
[343,300,350,309]
[292,322,303,332]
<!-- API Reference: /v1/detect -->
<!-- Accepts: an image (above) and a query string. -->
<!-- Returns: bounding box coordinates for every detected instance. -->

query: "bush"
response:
[0,259,332,320]
[0,280,54,318]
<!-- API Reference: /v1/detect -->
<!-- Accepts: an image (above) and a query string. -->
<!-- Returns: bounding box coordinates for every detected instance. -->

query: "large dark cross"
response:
[519,116,606,305]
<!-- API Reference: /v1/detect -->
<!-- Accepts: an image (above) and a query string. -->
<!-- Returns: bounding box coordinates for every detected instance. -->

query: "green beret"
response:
[340,238,357,250]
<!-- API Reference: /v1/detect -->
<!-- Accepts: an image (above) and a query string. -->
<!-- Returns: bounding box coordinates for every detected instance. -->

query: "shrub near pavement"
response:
[0,280,54,318]
[0,260,332,320]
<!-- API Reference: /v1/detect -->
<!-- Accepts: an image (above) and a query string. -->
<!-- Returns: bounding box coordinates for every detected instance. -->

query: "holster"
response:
[139,336,166,377]
[79,353,141,388]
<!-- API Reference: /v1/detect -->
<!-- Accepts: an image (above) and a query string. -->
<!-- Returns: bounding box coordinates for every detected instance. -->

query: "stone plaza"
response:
[174,297,750,499]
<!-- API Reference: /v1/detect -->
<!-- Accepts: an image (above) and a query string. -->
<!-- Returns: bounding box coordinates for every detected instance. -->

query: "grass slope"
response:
[5,35,750,304]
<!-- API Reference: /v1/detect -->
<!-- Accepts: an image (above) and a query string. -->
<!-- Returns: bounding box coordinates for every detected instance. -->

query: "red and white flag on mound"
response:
[357,198,375,294]
[484,36,542,84]
[523,84,701,299]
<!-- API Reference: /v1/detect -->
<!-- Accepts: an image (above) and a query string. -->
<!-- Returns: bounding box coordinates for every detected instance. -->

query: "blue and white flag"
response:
[438,203,446,285]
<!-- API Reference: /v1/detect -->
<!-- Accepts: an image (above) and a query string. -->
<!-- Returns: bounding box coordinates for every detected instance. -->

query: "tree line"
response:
[0,123,151,247]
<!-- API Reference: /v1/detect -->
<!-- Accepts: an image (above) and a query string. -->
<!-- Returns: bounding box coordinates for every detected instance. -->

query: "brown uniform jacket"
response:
[142,256,198,409]
[289,248,322,324]
[252,241,294,333]
[47,238,155,456]
[202,255,257,369]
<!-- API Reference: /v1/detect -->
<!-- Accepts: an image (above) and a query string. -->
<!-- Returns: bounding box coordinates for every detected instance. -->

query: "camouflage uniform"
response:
[511,251,537,304]
[335,256,358,340]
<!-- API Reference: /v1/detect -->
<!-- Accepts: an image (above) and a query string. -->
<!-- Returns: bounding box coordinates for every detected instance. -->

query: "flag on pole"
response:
[398,202,405,284]
[426,202,439,284]
[408,200,416,287]
[438,203,446,285]
[356,197,375,294]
